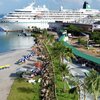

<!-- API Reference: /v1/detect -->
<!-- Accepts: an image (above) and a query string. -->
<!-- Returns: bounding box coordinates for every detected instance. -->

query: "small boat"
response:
[22,32,32,36]
[18,30,32,36]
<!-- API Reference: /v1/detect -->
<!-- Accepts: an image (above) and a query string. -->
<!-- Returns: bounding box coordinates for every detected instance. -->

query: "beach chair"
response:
[0,66,4,69]
[27,54,31,58]
[15,52,35,65]
[24,55,30,60]
[4,64,10,68]
[23,52,35,61]
[0,64,10,70]
[15,58,25,65]
[30,52,35,56]
[19,58,26,64]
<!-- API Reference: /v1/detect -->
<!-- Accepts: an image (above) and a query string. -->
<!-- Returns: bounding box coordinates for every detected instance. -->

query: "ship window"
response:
[32,26,34,28]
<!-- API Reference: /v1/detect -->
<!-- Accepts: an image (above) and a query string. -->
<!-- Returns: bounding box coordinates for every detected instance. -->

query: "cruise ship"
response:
[0,1,100,31]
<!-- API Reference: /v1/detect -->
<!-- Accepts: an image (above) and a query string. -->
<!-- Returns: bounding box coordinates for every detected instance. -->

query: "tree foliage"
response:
[90,32,100,44]
[84,69,100,100]
[34,30,78,99]
[66,25,82,33]
[51,41,74,64]
[78,37,87,46]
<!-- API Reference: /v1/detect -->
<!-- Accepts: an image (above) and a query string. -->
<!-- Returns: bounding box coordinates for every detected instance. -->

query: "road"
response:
[0,49,31,100]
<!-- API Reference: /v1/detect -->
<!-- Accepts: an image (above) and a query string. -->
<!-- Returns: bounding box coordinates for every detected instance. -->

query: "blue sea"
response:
[0,32,35,54]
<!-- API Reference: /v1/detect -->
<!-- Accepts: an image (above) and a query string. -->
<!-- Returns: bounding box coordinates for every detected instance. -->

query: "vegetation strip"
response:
[7,78,40,100]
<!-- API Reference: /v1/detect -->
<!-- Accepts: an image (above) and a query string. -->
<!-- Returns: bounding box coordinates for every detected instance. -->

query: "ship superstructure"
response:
[0,1,100,31]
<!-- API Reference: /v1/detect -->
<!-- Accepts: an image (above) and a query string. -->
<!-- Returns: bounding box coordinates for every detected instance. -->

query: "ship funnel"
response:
[83,1,91,9]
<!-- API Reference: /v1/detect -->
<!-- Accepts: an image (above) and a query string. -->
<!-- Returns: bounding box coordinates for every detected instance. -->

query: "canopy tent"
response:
[34,62,43,69]
[59,35,100,65]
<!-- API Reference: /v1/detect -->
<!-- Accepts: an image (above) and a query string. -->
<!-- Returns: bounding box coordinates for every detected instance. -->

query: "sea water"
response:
[0,32,35,53]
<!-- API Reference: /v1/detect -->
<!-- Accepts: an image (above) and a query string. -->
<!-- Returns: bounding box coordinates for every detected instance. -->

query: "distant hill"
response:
[0,21,4,31]
[0,27,4,31]
[0,14,4,18]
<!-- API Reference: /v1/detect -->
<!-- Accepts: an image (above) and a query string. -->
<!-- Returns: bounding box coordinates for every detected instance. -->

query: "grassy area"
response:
[7,78,40,100]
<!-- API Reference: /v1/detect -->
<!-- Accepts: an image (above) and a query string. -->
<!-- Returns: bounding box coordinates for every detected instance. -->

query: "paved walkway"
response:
[68,63,93,100]
[66,61,100,100]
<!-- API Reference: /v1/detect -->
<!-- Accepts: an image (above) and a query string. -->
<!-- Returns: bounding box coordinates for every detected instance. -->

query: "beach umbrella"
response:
[34,62,43,69]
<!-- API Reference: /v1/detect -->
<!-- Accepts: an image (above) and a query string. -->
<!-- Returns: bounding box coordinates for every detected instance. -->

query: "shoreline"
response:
[0,47,33,100]
[0,47,33,56]
[0,31,35,56]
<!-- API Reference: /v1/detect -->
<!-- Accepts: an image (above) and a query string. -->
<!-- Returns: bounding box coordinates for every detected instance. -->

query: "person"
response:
[82,63,86,67]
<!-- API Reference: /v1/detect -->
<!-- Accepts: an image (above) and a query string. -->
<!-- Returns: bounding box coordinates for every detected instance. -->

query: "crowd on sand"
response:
[32,40,55,100]
[15,37,55,100]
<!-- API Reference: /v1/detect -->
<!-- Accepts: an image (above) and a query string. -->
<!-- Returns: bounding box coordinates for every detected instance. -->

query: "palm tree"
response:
[84,69,100,100]
[50,41,75,93]
[51,41,75,65]
[60,63,70,92]
[40,30,58,99]
[37,30,76,97]
[42,29,55,44]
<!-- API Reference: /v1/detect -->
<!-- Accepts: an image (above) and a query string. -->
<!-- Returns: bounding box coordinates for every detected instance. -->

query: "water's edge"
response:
[0,32,35,54]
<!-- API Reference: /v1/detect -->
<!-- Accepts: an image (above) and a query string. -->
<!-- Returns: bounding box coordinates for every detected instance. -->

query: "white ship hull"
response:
[0,20,55,31]
[0,1,100,31]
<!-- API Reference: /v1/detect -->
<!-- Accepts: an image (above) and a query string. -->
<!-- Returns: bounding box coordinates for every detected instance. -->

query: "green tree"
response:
[32,29,78,99]
[66,24,82,33]
[91,32,100,45]
[51,41,75,93]
[78,37,87,46]
[84,69,100,100]
[51,41,75,65]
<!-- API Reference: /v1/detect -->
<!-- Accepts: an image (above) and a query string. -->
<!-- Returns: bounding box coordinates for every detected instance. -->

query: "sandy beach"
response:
[0,48,34,100]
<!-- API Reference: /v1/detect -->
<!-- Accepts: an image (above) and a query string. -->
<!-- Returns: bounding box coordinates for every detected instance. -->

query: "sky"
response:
[0,0,100,14]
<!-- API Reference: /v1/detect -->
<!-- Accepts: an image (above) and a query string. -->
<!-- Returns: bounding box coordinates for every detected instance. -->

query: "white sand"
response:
[0,48,33,100]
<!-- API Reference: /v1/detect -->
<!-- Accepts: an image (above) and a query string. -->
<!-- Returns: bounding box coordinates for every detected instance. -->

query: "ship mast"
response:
[30,0,35,7]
